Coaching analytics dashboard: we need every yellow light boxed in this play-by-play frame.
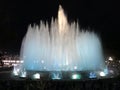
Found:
[58,5,68,34]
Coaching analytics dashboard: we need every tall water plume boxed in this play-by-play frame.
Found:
[20,5,105,71]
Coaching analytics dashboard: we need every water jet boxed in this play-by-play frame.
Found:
[15,5,106,79]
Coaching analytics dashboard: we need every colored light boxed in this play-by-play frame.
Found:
[13,68,20,76]
[33,73,40,79]
[72,74,81,79]
[51,72,62,80]
[89,72,97,78]
[20,71,27,78]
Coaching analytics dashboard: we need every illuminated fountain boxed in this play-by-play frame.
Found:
[17,5,106,79]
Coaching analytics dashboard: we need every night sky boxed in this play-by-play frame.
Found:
[0,0,119,57]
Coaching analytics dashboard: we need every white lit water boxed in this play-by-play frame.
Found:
[20,6,105,71]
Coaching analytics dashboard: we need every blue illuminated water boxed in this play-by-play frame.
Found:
[20,6,105,72]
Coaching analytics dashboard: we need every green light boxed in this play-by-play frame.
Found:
[72,74,81,79]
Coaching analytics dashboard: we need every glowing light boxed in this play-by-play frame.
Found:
[74,66,77,70]
[16,60,20,63]
[51,72,62,80]
[12,64,18,66]
[99,71,106,77]
[72,74,81,79]
[20,70,27,78]
[20,60,24,63]
[41,60,44,64]
[12,60,15,63]
[58,5,68,34]
[13,70,19,76]
[104,66,108,75]
[108,57,113,61]
[89,72,97,78]
[33,73,40,79]
[13,68,20,76]
[66,60,69,65]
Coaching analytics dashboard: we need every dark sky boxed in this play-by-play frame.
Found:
[0,0,119,57]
